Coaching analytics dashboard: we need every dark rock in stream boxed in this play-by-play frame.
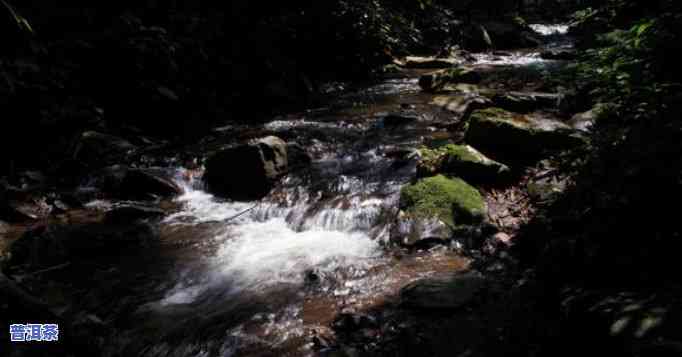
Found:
[204,136,288,201]
[6,222,158,273]
[94,165,182,201]
[400,271,487,310]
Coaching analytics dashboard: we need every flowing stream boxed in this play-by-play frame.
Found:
[81,24,573,357]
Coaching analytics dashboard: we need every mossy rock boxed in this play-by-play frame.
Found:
[419,67,482,93]
[465,108,586,164]
[418,144,510,183]
[400,175,485,228]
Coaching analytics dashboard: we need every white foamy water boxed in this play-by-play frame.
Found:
[471,52,548,66]
[214,218,379,288]
[160,172,387,305]
[530,24,569,36]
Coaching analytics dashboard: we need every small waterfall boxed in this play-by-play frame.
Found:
[159,166,398,306]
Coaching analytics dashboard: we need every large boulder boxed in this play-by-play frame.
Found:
[400,271,487,310]
[419,67,483,93]
[417,144,510,183]
[482,20,542,49]
[461,19,541,51]
[94,165,182,201]
[465,108,586,164]
[204,136,288,201]
[393,175,485,246]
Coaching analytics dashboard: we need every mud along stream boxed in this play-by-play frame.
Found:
[3,25,574,356]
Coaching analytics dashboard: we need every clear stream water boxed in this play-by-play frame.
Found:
[82,24,572,357]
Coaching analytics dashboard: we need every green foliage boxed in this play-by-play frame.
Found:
[524,0,682,286]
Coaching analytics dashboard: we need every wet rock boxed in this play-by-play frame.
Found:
[6,222,158,272]
[419,67,482,93]
[204,136,288,201]
[104,205,165,223]
[402,56,457,69]
[430,95,491,121]
[400,271,486,310]
[540,49,578,61]
[465,108,587,164]
[95,165,182,201]
[394,175,486,246]
[417,144,510,183]
[491,92,561,113]
[391,212,452,247]
[74,131,137,168]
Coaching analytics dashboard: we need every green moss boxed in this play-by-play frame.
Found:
[418,144,509,180]
[400,175,485,227]
[420,144,481,164]
[442,144,482,163]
